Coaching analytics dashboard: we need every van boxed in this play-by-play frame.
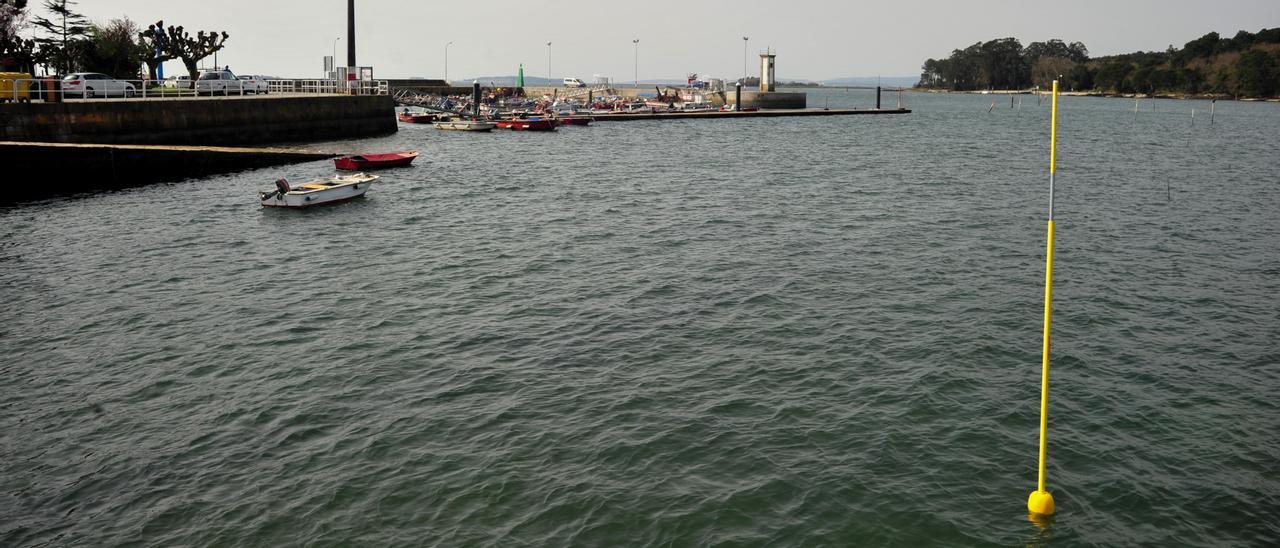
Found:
[563,77,586,88]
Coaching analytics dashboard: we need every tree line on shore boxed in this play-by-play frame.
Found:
[917,28,1280,98]
[0,0,230,81]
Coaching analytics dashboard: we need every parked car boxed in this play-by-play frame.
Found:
[162,75,192,89]
[236,74,270,94]
[62,72,136,98]
[563,77,587,87]
[195,69,243,95]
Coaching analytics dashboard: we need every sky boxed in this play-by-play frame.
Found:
[61,0,1280,81]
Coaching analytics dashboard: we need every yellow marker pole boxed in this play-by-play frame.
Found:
[1027,80,1059,517]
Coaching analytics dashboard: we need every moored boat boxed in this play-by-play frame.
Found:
[333,151,418,171]
[495,118,558,131]
[434,119,497,131]
[260,173,378,208]
[558,116,593,126]
[398,112,441,123]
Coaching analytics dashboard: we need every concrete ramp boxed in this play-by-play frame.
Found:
[1,141,336,202]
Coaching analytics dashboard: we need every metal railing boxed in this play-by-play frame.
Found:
[1,78,389,103]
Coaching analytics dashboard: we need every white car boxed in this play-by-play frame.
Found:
[62,73,136,98]
[162,75,192,89]
[195,70,244,95]
[237,75,269,94]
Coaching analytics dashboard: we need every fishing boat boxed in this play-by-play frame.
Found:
[495,118,558,131]
[333,151,418,171]
[434,119,497,131]
[398,111,441,123]
[260,173,378,208]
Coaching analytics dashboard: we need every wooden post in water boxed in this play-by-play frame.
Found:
[1027,79,1061,519]
[876,86,881,110]
[1210,100,1216,126]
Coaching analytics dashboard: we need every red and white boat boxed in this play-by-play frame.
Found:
[496,118,558,131]
[333,151,419,171]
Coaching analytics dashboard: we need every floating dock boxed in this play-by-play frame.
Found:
[589,108,910,121]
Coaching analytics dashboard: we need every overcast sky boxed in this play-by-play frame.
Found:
[66,0,1280,81]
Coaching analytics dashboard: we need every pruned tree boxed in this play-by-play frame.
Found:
[30,0,89,74]
[138,20,174,80]
[160,23,228,80]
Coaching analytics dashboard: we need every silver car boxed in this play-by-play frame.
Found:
[237,75,270,94]
[195,70,243,95]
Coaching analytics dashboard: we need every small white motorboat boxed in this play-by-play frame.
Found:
[434,118,497,131]
[260,173,378,208]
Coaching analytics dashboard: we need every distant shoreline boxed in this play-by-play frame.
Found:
[910,87,1280,102]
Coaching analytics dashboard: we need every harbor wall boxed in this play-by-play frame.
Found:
[385,79,472,96]
[0,95,396,146]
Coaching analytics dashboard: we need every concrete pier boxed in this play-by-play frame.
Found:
[0,141,335,201]
[589,107,910,121]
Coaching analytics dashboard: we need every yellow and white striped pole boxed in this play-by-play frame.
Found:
[1027,80,1060,517]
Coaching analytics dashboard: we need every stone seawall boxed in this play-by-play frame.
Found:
[0,95,396,146]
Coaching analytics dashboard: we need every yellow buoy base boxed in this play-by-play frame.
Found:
[1027,489,1056,515]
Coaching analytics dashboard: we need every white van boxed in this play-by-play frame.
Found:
[563,77,586,88]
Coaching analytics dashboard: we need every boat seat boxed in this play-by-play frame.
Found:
[299,183,332,190]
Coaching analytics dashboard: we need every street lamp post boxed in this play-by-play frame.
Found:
[633,39,639,87]
[546,41,552,82]
[445,41,453,83]
[742,36,749,84]
[332,37,340,78]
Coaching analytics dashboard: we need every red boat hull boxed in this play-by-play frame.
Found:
[334,151,419,171]
[559,117,593,126]
[496,118,558,131]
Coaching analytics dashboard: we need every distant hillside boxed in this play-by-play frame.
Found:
[820,76,917,88]
[917,28,1280,98]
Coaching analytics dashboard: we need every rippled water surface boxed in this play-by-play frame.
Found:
[3,90,1278,546]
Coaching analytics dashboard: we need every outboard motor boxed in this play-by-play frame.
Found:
[263,178,290,201]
